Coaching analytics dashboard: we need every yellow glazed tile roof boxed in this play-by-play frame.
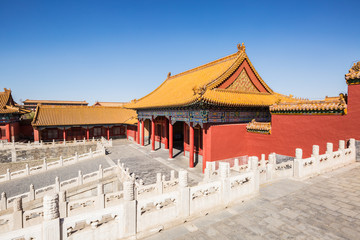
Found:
[126,44,280,109]
[246,119,271,134]
[93,101,128,107]
[32,105,137,127]
[24,99,88,105]
[270,94,347,115]
[0,88,21,114]
[345,61,360,84]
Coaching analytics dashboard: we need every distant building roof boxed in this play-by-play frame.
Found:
[270,94,347,115]
[24,99,88,105]
[0,88,28,114]
[93,101,128,107]
[32,105,137,127]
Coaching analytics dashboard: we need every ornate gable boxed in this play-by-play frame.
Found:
[226,69,259,92]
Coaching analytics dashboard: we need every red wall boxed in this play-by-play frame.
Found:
[208,84,360,161]
[127,125,137,141]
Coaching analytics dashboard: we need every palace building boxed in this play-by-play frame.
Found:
[31,105,137,142]
[125,44,295,170]
[126,44,360,171]
[0,88,30,142]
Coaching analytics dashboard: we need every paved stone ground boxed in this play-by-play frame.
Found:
[144,163,360,240]
[0,139,204,198]
[107,140,203,185]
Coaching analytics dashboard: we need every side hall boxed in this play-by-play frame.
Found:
[31,105,137,142]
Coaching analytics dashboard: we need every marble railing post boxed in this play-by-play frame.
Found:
[234,158,240,171]
[25,164,30,175]
[349,138,356,160]
[1,192,7,210]
[59,191,67,218]
[312,145,320,172]
[123,181,136,237]
[77,170,83,185]
[219,162,230,205]
[178,170,190,218]
[12,197,23,230]
[42,194,60,240]
[266,154,274,181]
[43,158,47,171]
[5,169,11,181]
[98,164,103,179]
[250,157,260,192]
[156,173,163,194]
[55,177,60,192]
[96,183,105,209]
[90,148,93,158]
[29,184,35,201]
[294,148,303,178]
[260,154,266,168]
[326,142,333,156]
[59,156,63,167]
[11,148,17,162]
[75,152,79,162]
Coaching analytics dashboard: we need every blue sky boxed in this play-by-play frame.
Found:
[1,0,359,104]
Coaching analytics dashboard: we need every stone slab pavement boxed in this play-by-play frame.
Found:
[0,155,112,198]
[106,139,203,185]
[144,163,360,240]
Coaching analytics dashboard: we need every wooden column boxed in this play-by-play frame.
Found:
[164,119,169,149]
[141,120,144,146]
[151,117,155,151]
[169,117,173,159]
[34,128,40,142]
[189,123,194,168]
[107,127,110,140]
[5,123,11,143]
[137,121,140,144]
[86,127,90,140]
[202,124,206,172]
[63,128,66,141]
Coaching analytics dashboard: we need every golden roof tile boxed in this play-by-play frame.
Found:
[24,99,88,105]
[32,105,137,127]
[345,61,360,84]
[270,94,347,115]
[125,44,278,109]
[246,119,271,134]
[0,88,21,114]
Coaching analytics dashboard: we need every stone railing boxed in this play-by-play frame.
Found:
[0,138,356,240]
[204,138,356,185]
[0,162,121,212]
[0,147,106,183]
[0,165,258,240]
[0,137,101,150]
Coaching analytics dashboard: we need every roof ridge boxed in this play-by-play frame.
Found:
[167,52,239,80]
[211,88,272,95]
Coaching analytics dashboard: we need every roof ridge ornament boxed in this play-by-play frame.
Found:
[167,72,171,79]
[237,43,246,52]
[192,86,206,97]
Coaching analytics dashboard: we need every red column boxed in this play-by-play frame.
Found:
[169,118,173,159]
[86,127,90,140]
[189,123,194,168]
[107,127,110,140]
[151,117,155,151]
[141,120,145,146]
[34,128,40,142]
[63,128,66,141]
[164,119,169,149]
[202,124,206,172]
[137,121,140,144]
[5,123,11,142]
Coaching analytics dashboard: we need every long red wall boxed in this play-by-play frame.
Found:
[208,84,360,161]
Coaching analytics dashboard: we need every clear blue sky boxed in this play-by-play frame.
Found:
[1,0,359,104]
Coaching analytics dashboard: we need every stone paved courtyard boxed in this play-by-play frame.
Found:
[144,163,360,240]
